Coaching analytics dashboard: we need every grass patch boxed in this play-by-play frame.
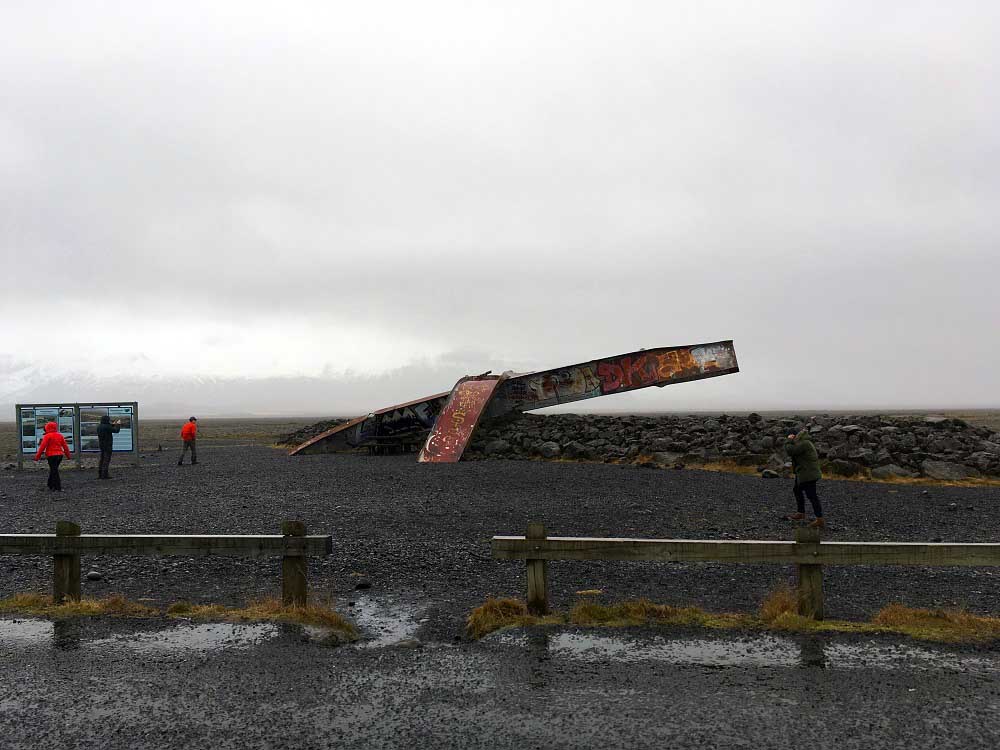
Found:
[871,603,1000,643]
[168,598,357,639]
[0,593,158,619]
[466,597,562,639]
[467,591,1000,645]
[0,592,356,639]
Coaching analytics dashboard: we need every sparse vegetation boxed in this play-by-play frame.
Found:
[466,597,561,639]
[0,593,158,618]
[467,590,1000,644]
[0,592,356,639]
[168,597,358,638]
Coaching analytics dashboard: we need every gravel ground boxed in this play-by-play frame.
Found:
[0,618,998,750]
[1,445,999,629]
[1,446,999,748]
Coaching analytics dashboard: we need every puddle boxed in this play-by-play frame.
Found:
[492,631,1000,673]
[551,632,801,667]
[88,623,280,653]
[350,596,424,647]
[0,619,53,647]
[0,618,280,654]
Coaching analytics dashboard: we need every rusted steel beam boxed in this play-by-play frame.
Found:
[486,340,738,416]
[290,340,739,458]
[418,373,510,463]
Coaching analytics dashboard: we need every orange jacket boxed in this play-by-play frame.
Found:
[180,421,198,441]
[35,422,72,460]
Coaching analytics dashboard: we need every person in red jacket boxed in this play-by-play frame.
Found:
[178,417,198,466]
[34,421,72,492]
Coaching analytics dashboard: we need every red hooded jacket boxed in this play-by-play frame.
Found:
[35,422,72,460]
[180,421,197,441]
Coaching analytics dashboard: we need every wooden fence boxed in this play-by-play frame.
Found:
[0,520,332,606]
[492,524,1000,619]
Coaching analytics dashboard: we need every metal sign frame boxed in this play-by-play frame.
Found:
[14,402,140,471]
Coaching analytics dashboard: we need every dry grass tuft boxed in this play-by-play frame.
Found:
[168,597,357,638]
[466,595,1000,645]
[466,597,561,639]
[759,586,798,623]
[871,603,1000,643]
[0,593,158,618]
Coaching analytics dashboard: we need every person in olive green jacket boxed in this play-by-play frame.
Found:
[784,430,824,528]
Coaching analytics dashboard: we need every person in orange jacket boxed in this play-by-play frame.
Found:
[34,421,72,492]
[178,417,198,466]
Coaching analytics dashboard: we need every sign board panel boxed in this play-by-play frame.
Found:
[19,405,76,455]
[14,402,139,470]
[79,404,135,452]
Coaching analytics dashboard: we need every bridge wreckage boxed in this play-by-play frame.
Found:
[290,340,739,463]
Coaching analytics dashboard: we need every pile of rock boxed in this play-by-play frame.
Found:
[464,413,1000,479]
[278,418,350,446]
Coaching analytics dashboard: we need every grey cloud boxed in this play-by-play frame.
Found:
[2,2,999,412]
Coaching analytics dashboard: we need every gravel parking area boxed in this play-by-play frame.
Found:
[2,445,998,633]
[2,446,1000,749]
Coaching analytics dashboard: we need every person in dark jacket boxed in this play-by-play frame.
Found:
[34,421,72,492]
[96,415,121,479]
[784,429,824,528]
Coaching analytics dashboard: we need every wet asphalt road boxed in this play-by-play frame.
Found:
[1,446,999,747]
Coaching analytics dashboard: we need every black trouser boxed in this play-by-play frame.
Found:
[179,439,197,464]
[46,456,63,491]
[794,479,822,517]
[98,448,112,478]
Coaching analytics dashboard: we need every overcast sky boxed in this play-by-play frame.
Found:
[2,2,998,416]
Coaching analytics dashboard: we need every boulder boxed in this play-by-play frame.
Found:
[871,464,916,480]
[563,441,593,460]
[651,451,683,467]
[537,441,561,459]
[920,460,981,481]
[847,448,876,465]
[485,439,511,456]
[828,459,863,477]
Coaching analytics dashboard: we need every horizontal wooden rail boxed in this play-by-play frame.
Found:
[493,525,1000,621]
[492,536,1000,567]
[2,521,331,606]
[0,534,331,558]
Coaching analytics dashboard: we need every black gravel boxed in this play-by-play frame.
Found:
[2,445,999,631]
[1,619,999,749]
[2,447,1000,749]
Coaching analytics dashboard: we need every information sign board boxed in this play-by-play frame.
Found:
[79,404,135,452]
[18,405,76,455]
[14,402,140,470]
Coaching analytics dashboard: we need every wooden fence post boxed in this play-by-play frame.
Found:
[281,520,308,607]
[53,521,81,604]
[526,522,549,616]
[795,526,824,620]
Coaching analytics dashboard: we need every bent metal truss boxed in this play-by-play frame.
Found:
[289,340,739,463]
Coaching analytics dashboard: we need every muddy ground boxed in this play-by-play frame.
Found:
[1,434,999,748]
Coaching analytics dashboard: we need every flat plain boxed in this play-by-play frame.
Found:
[0,412,998,749]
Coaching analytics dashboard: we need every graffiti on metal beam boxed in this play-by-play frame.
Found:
[289,340,739,459]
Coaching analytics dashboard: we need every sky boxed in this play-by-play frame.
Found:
[2,1,998,416]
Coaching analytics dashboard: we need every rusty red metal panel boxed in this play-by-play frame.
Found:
[417,374,508,463]
[486,340,738,416]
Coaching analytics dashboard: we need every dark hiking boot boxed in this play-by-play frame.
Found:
[784,513,806,522]
[808,517,826,529]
